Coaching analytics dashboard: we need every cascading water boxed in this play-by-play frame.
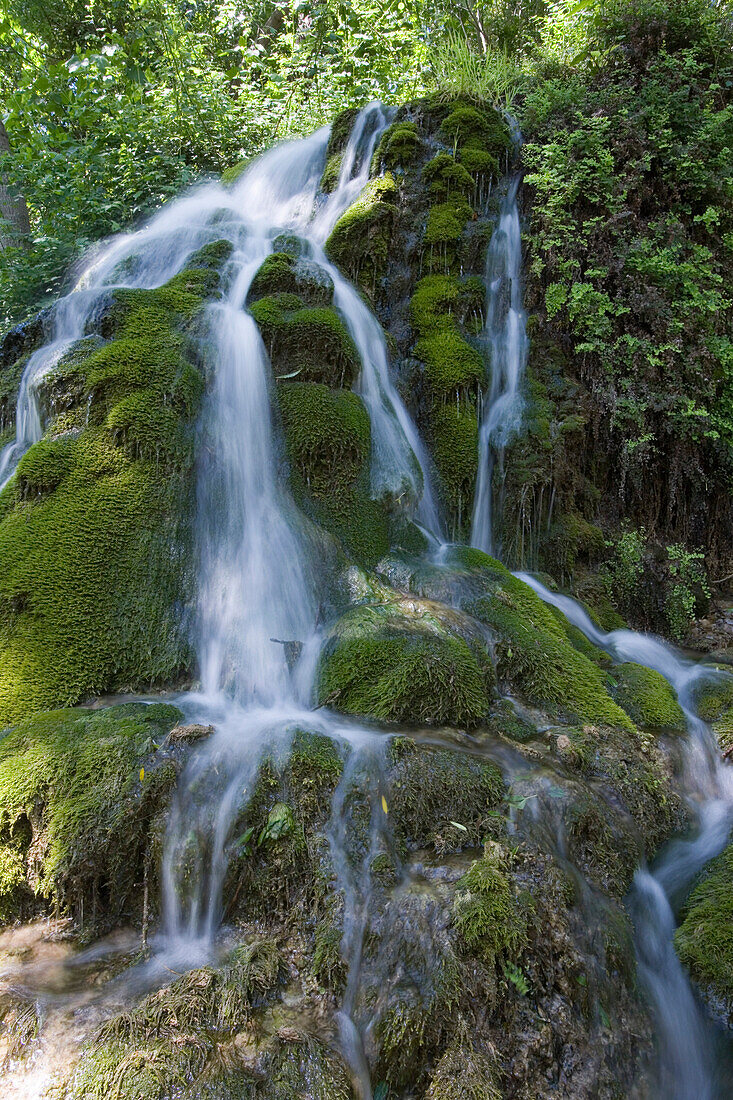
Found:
[159,104,442,953]
[517,571,733,1097]
[470,170,528,555]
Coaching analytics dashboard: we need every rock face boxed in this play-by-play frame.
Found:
[0,92,730,1100]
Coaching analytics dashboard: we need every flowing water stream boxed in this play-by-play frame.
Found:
[470,160,527,555]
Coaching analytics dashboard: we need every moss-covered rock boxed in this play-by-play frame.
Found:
[389,738,504,851]
[439,105,510,159]
[277,381,389,565]
[372,121,421,172]
[248,252,333,307]
[250,295,359,388]
[430,403,479,526]
[319,151,342,193]
[424,199,473,249]
[609,662,686,729]
[317,601,492,727]
[326,107,359,158]
[325,174,399,295]
[675,843,733,1021]
[423,153,476,199]
[0,702,181,926]
[425,1040,502,1100]
[692,673,733,752]
[415,331,484,400]
[453,842,528,965]
[0,257,220,720]
[61,938,354,1100]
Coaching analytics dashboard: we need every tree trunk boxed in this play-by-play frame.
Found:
[0,119,31,249]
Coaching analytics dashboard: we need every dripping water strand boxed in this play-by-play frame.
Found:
[470,129,527,556]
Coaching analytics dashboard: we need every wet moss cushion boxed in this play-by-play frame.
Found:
[317,604,492,727]
[0,266,213,720]
[675,842,733,1003]
[0,702,181,922]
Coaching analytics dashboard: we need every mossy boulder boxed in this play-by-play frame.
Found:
[248,252,334,307]
[675,843,733,1022]
[317,601,493,727]
[452,842,528,965]
[608,662,686,729]
[439,105,510,159]
[423,153,476,199]
[250,295,359,387]
[692,673,733,752]
[415,331,484,401]
[277,381,389,565]
[0,702,181,926]
[440,550,637,729]
[424,198,473,249]
[372,121,421,172]
[389,738,504,851]
[0,259,218,720]
[325,174,399,295]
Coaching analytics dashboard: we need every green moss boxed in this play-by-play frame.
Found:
[277,381,388,565]
[15,436,78,498]
[409,274,485,341]
[426,1041,502,1100]
[409,274,462,334]
[423,153,475,198]
[459,147,500,177]
[564,792,640,897]
[692,674,733,725]
[675,843,733,1001]
[317,606,491,727]
[372,121,420,171]
[221,158,249,184]
[325,174,398,293]
[424,199,472,247]
[319,151,342,193]
[389,740,504,849]
[65,938,291,1100]
[187,239,234,271]
[250,297,359,387]
[465,555,636,729]
[415,331,484,400]
[453,843,527,963]
[0,842,26,921]
[430,403,478,524]
[439,105,510,157]
[249,252,299,298]
[0,271,210,719]
[248,253,333,307]
[326,107,359,157]
[609,662,686,729]
[0,703,180,923]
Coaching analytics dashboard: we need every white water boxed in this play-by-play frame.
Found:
[470,173,528,554]
[144,105,441,1091]
[517,570,733,1097]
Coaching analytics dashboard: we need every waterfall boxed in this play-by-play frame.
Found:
[156,105,442,975]
[470,172,528,555]
[517,570,733,1097]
